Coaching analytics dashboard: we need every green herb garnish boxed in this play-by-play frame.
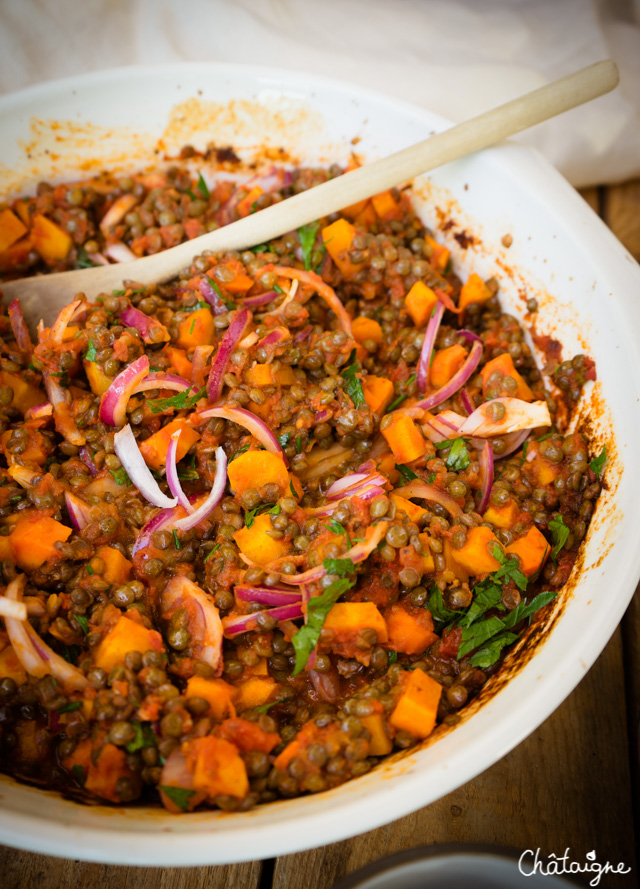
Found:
[341,350,365,407]
[322,557,355,577]
[395,463,419,482]
[126,721,157,753]
[57,701,82,714]
[427,583,459,628]
[173,530,182,550]
[73,614,89,635]
[85,564,94,576]
[159,786,196,812]
[298,222,320,271]
[426,472,437,484]
[229,444,250,462]
[206,276,235,310]
[388,651,398,664]
[435,437,470,472]
[245,503,278,529]
[204,543,221,563]
[74,247,97,269]
[468,632,520,668]
[589,445,607,477]
[84,340,98,362]
[324,519,352,548]
[252,697,292,714]
[548,515,570,561]
[296,434,302,454]
[110,467,131,486]
[149,385,206,414]
[491,544,528,592]
[292,577,355,674]
[289,478,300,500]
[72,764,86,785]
[196,172,210,199]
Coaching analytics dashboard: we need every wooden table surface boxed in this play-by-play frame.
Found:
[2,182,639,889]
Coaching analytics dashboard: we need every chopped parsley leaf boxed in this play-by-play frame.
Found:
[73,614,89,635]
[435,437,470,472]
[204,543,221,563]
[159,786,196,812]
[548,515,570,561]
[491,544,528,591]
[341,350,365,407]
[57,701,82,714]
[110,467,131,486]
[84,340,98,362]
[589,445,607,477]
[395,463,418,482]
[427,472,437,484]
[173,530,182,550]
[322,557,355,577]
[206,276,235,310]
[296,434,302,454]
[149,386,206,414]
[196,172,210,199]
[324,520,352,549]
[72,764,86,785]
[388,651,398,664]
[125,721,157,753]
[297,222,320,271]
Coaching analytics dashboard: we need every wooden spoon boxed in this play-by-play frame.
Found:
[2,60,618,329]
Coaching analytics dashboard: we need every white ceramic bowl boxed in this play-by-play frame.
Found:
[1,63,639,866]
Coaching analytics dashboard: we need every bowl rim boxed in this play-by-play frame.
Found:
[1,60,640,867]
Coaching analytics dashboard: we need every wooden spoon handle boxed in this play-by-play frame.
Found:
[3,60,618,328]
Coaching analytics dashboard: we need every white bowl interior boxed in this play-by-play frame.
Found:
[1,63,639,865]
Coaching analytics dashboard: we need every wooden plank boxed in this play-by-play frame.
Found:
[578,186,600,214]
[0,847,263,889]
[273,630,636,889]
[602,178,640,260]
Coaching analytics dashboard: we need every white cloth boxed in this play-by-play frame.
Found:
[1,0,639,186]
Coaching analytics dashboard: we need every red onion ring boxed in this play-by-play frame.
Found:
[241,290,278,308]
[49,300,81,345]
[79,446,99,476]
[99,194,138,234]
[120,306,169,344]
[457,329,483,344]
[174,446,227,531]
[114,424,177,509]
[25,402,53,420]
[477,441,494,514]
[496,429,530,459]
[166,430,193,513]
[198,405,284,460]
[199,276,230,315]
[460,388,475,416]
[222,602,304,637]
[417,301,445,393]
[258,265,353,336]
[160,577,223,676]
[7,299,33,355]
[282,521,389,586]
[415,340,483,412]
[133,373,191,394]
[207,307,251,401]
[64,491,92,530]
[394,481,463,517]
[234,587,303,606]
[99,354,150,427]
[104,240,136,263]
[459,397,551,437]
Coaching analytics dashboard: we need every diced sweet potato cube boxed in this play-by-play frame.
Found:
[85,743,140,803]
[227,450,289,497]
[481,353,533,402]
[385,604,437,655]
[371,189,402,221]
[459,273,492,311]
[162,345,193,379]
[96,545,132,585]
[405,281,438,328]
[361,712,393,755]
[213,261,254,294]
[352,316,383,345]
[505,526,549,577]
[186,676,237,719]
[93,615,164,673]
[424,235,450,272]
[0,208,28,252]
[430,344,467,389]
[235,676,279,710]
[233,513,289,565]
[0,370,45,412]
[450,526,501,575]
[322,218,359,278]
[324,602,388,644]
[186,735,249,799]
[9,515,72,570]
[176,307,215,349]
[237,185,263,218]
[362,375,395,415]
[483,500,518,529]
[382,413,426,463]
[390,668,442,738]
[84,360,112,396]
[139,418,200,472]
[391,493,426,523]
[31,213,72,263]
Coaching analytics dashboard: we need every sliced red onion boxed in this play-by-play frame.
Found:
[294,326,312,344]
[460,388,475,416]
[85,473,129,498]
[258,326,289,349]
[132,504,184,558]
[394,481,463,517]
[314,409,331,424]
[8,299,33,355]
[166,429,193,513]
[25,402,53,420]
[199,276,230,315]
[207,307,251,401]
[99,354,150,426]
[114,424,177,509]
[235,586,302,606]
[415,340,483,412]
[7,464,40,488]
[174,446,227,531]
[44,372,85,446]
[326,472,387,501]
[0,597,27,621]
[357,459,376,473]
[459,397,551,437]
[222,602,304,637]
[160,577,223,676]
[496,429,530,459]
[65,491,92,530]
[192,345,214,388]
[457,329,483,344]
[417,301,445,393]
[262,266,353,336]
[49,299,81,345]
[242,290,277,307]
[133,373,191,394]
[87,251,110,266]
[5,575,88,691]
[282,521,390,586]
[198,405,284,459]
[422,413,462,444]
[99,193,138,234]
[477,441,494,514]
[104,240,136,263]
[79,446,98,476]
[306,485,387,516]
[120,306,169,344]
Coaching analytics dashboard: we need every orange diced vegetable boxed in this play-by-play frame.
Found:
[390,668,442,738]
[481,353,533,402]
[354,202,377,229]
[322,218,358,278]
[352,316,383,345]
[176,307,215,349]
[234,513,289,565]
[522,442,561,487]
[245,364,296,387]
[84,743,139,803]
[0,426,48,464]
[371,189,401,221]
[93,614,164,673]
[505,526,549,577]
[444,539,469,583]
[360,712,393,755]
[31,214,72,263]
[341,197,370,220]
[0,208,28,252]
[0,370,45,412]
[459,273,492,311]
[324,602,388,644]
[96,545,132,585]
[227,450,289,497]
[424,235,450,272]
[163,345,193,379]
[237,185,263,218]
[14,199,32,226]
[186,736,249,799]
[84,360,112,396]
[186,676,237,719]
[391,493,426,524]
[139,418,200,472]
[385,604,438,655]
[0,536,13,563]
[216,717,280,753]
[0,644,27,685]
[214,260,254,294]
[0,235,32,272]
[450,526,501,575]
[430,344,467,389]
[62,325,80,342]
[9,515,72,571]
[362,375,395,414]
[381,413,426,463]
[235,676,279,710]
[483,500,519,529]
[404,281,438,328]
